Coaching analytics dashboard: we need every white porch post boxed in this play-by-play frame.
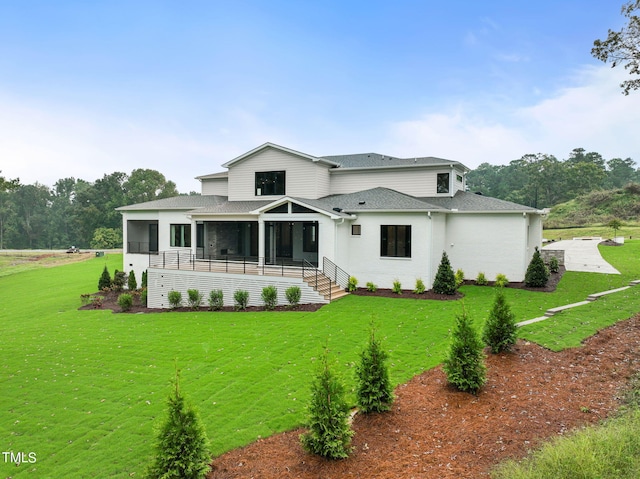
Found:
[258,218,265,272]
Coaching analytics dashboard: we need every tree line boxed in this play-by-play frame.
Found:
[466,148,639,209]
[0,169,186,250]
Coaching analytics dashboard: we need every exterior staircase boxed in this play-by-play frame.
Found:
[303,257,350,302]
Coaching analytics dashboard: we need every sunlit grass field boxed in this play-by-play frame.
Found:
[1,243,639,478]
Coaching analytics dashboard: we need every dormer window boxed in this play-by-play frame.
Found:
[437,173,450,194]
[255,171,285,196]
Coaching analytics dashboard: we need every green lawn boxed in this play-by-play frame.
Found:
[1,244,640,478]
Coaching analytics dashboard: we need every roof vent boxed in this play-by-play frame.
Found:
[358,201,366,205]
[475,191,483,195]
[333,207,343,212]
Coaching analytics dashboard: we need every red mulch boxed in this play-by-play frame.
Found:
[208,313,640,478]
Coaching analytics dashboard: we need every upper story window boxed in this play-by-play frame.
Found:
[170,224,191,247]
[255,171,285,196]
[437,173,450,194]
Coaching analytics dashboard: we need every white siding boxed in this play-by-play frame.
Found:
[336,212,432,290]
[147,269,328,309]
[444,213,529,282]
[329,168,460,197]
[201,177,229,196]
[227,148,331,201]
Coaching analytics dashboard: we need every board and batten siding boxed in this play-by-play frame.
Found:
[329,168,465,197]
[227,148,331,201]
[201,177,229,196]
[147,269,328,309]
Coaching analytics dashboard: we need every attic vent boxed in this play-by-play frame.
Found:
[475,191,483,195]
[358,201,366,205]
[333,207,343,212]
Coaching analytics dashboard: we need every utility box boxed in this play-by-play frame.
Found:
[95,251,105,257]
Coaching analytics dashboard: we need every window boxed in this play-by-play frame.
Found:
[456,174,463,183]
[437,173,450,194]
[255,171,285,196]
[170,224,191,247]
[351,224,361,236]
[303,222,318,252]
[380,225,411,258]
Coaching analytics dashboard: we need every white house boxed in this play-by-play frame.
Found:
[118,142,543,308]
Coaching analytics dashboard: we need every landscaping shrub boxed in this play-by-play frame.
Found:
[117,293,133,312]
[145,369,211,479]
[494,273,509,288]
[482,288,518,354]
[455,269,465,288]
[525,247,549,287]
[141,288,148,306]
[187,289,203,310]
[548,255,560,274]
[234,290,249,311]
[91,294,103,309]
[112,269,127,292]
[366,281,377,292]
[355,327,394,413]
[433,251,457,295]
[392,279,402,294]
[300,349,353,459]
[208,289,223,311]
[261,285,278,310]
[285,285,301,307]
[413,278,426,294]
[475,272,488,286]
[443,309,487,394]
[168,290,182,309]
[127,271,137,291]
[141,270,148,289]
[98,265,112,291]
[347,276,358,292]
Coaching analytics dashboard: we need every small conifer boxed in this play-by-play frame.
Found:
[356,327,394,413]
[146,369,211,479]
[443,309,487,394]
[98,265,111,291]
[432,251,457,295]
[127,271,137,291]
[300,349,353,459]
[482,288,518,353]
[525,247,549,287]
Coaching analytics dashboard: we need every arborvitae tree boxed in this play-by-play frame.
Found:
[141,270,148,289]
[112,269,127,292]
[443,309,487,394]
[127,270,137,291]
[524,247,549,287]
[432,251,457,295]
[98,265,111,291]
[482,288,518,354]
[356,327,394,413]
[300,349,353,459]
[146,369,211,479]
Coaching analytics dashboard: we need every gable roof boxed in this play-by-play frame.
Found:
[221,142,340,169]
[316,187,448,213]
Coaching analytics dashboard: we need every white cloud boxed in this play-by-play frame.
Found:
[384,65,640,167]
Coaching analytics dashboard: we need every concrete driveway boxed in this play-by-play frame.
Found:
[543,239,620,274]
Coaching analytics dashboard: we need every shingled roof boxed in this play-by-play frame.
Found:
[420,191,540,212]
[116,195,226,211]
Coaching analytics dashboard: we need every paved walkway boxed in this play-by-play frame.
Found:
[542,239,620,274]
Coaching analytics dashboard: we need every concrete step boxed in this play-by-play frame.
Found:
[545,300,592,317]
[587,286,630,301]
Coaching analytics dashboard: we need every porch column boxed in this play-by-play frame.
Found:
[258,219,265,272]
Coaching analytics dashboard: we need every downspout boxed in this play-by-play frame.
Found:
[428,211,433,288]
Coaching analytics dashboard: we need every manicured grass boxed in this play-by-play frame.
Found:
[1,243,640,478]
[543,224,640,241]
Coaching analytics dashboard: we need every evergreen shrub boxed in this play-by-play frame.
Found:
[234,290,249,310]
[141,270,148,289]
[261,285,278,310]
[347,276,358,292]
[525,247,549,287]
[392,279,402,294]
[127,271,137,291]
[455,269,465,288]
[98,265,112,291]
[113,270,127,292]
[285,285,301,307]
[413,278,426,294]
[355,328,394,413]
[494,274,509,288]
[168,290,182,309]
[366,281,377,292]
[475,272,488,286]
[208,290,224,311]
[443,309,487,394]
[141,288,148,306]
[433,251,457,295]
[482,288,518,353]
[300,350,353,459]
[187,289,203,310]
[549,255,560,274]
[118,293,133,312]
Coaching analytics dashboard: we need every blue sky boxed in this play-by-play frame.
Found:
[1,0,639,193]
